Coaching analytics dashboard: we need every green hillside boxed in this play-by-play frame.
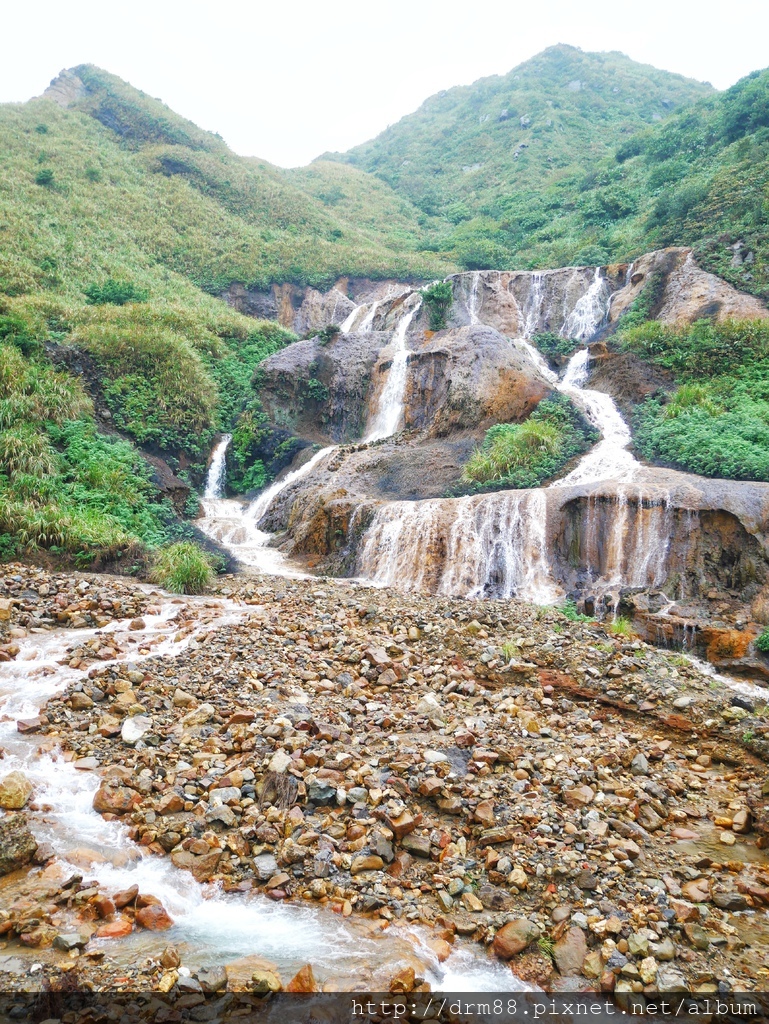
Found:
[323,45,713,269]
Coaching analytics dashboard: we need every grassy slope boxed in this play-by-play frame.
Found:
[0,65,455,567]
[323,45,713,268]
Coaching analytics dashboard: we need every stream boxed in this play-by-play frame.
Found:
[0,586,519,990]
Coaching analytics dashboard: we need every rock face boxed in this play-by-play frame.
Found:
[0,813,38,875]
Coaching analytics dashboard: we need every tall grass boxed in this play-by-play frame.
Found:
[150,542,215,594]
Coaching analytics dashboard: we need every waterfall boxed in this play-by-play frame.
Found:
[466,272,481,325]
[358,299,382,332]
[561,267,608,340]
[522,271,544,338]
[363,302,421,442]
[358,489,559,603]
[197,445,335,575]
[203,434,231,499]
[340,305,360,333]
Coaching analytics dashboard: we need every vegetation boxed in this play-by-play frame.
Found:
[609,616,633,636]
[532,331,581,362]
[325,45,712,271]
[460,394,599,491]
[421,281,453,330]
[625,319,769,480]
[149,541,214,594]
[755,629,769,654]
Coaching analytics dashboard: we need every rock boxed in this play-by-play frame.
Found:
[553,927,587,976]
[0,771,33,809]
[157,792,184,815]
[113,884,139,908]
[712,891,748,911]
[121,714,153,746]
[182,703,215,727]
[0,597,12,620]
[681,879,711,903]
[351,855,384,874]
[135,903,174,930]
[656,965,689,993]
[286,964,318,993]
[493,919,540,959]
[254,853,279,881]
[95,917,133,939]
[0,813,38,875]
[563,786,595,808]
[401,835,431,858]
[93,783,141,816]
[198,966,227,993]
[70,692,94,710]
[172,688,196,707]
[268,749,292,773]
[53,932,88,951]
[630,753,650,775]
[386,810,419,839]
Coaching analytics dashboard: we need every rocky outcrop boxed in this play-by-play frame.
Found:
[607,248,768,326]
[40,69,87,107]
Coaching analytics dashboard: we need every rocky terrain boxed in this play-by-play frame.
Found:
[1,564,769,1005]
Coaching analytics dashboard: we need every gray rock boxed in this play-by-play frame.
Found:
[253,853,278,881]
[0,814,37,875]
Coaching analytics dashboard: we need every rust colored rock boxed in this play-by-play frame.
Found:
[91,895,116,919]
[95,917,133,939]
[156,792,184,815]
[135,903,173,930]
[112,884,139,909]
[386,810,420,839]
[285,964,318,993]
[493,919,540,959]
[92,783,141,816]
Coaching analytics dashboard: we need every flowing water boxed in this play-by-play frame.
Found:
[363,303,421,442]
[197,439,335,577]
[0,593,518,990]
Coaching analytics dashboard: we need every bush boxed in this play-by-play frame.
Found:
[532,331,580,361]
[34,168,54,186]
[755,629,769,653]
[460,394,599,490]
[149,541,215,593]
[421,281,453,331]
[317,324,340,346]
[84,280,149,306]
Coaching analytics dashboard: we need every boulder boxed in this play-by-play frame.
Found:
[0,771,33,809]
[135,903,173,930]
[493,919,540,959]
[553,926,587,976]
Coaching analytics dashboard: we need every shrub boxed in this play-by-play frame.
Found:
[609,616,633,636]
[421,281,453,331]
[533,332,580,361]
[755,629,769,653]
[317,324,340,346]
[460,394,598,490]
[149,541,215,593]
[84,280,149,306]
[34,168,54,186]
[301,377,329,403]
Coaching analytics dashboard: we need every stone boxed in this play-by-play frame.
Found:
[0,598,12,620]
[553,927,587,976]
[93,783,140,816]
[0,813,38,875]
[172,688,196,707]
[182,702,215,726]
[70,692,94,710]
[386,810,419,839]
[198,966,227,993]
[712,891,748,911]
[401,834,431,858]
[157,792,184,815]
[135,903,173,930]
[121,714,153,746]
[53,932,88,951]
[113,884,139,908]
[95,917,133,939]
[681,879,711,903]
[351,855,384,874]
[0,771,33,810]
[254,853,279,881]
[656,966,689,993]
[268,749,292,774]
[286,964,318,993]
[493,919,540,959]
[563,786,594,808]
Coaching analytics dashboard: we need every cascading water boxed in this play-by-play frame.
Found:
[197,442,335,576]
[203,433,231,499]
[363,302,421,442]
[466,272,481,325]
[356,268,659,602]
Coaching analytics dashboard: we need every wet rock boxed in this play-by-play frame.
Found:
[135,903,173,930]
[0,771,33,810]
[93,782,141,816]
[0,813,37,875]
[53,932,88,951]
[286,964,318,993]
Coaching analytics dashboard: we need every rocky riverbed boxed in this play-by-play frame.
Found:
[1,563,769,1001]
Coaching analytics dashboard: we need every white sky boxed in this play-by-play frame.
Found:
[2,0,768,168]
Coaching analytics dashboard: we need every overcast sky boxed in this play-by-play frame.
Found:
[3,0,768,167]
